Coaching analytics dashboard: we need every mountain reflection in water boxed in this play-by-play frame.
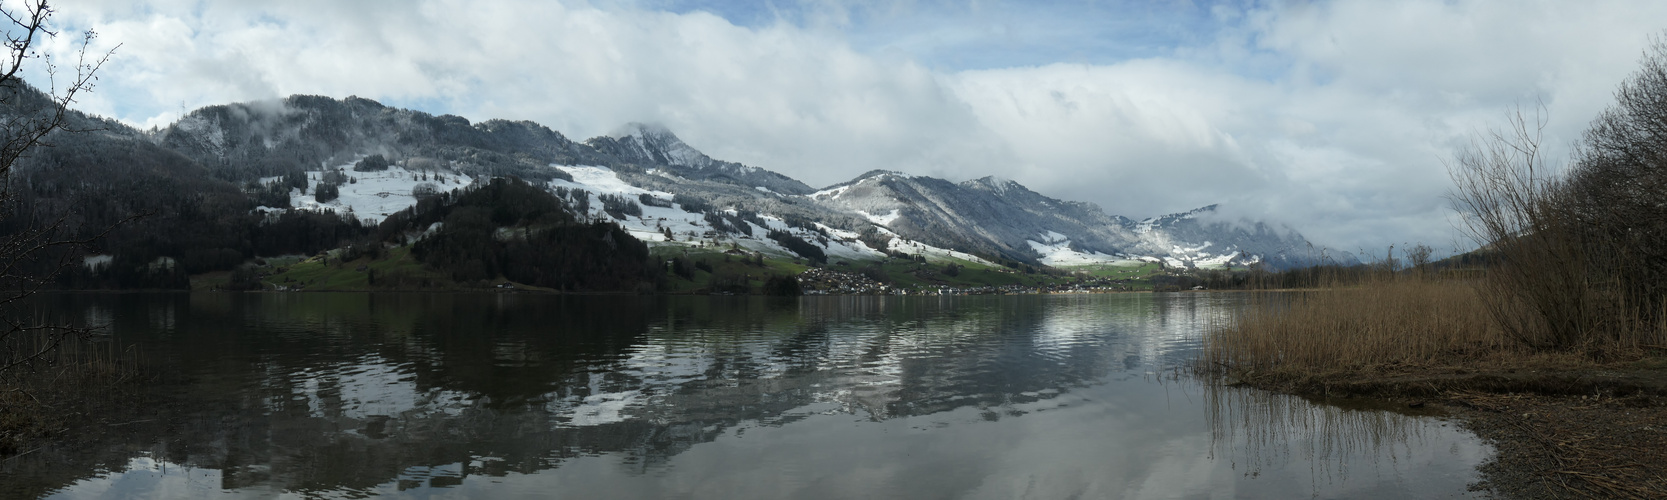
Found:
[1,293,1488,499]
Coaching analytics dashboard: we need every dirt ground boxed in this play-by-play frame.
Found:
[1235,362,1667,499]
[1453,391,1667,499]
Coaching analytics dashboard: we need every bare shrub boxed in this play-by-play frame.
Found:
[1204,37,1667,377]
[1447,38,1667,352]
[1566,37,1667,346]
[1405,244,1433,277]
[1447,107,1608,350]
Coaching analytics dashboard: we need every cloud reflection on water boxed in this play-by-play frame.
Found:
[5,293,1487,499]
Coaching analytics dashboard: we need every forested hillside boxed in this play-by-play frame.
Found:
[386,177,659,292]
[1,83,657,291]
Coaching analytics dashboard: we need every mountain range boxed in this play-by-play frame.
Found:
[16,90,1353,279]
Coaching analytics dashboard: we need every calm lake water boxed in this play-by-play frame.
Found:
[2,293,1489,499]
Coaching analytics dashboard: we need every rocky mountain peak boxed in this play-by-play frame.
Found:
[592,122,710,169]
[854,169,910,181]
[607,121,675,141]
[962,176,1039,198]
[585,123,815,195]
[1138,204,1221,229]
[962,175,1014,189]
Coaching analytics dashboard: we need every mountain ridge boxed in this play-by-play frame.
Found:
[29,91,1349,270]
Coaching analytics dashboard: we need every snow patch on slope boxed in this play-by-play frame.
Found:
[887,237,997,266]
[547,167,698,245]
[859,209,901,226]
[544,165,884,261]
[1025,231,1138,267]
[287,164,465,224]
[1036,230,1068,245]
[551,165,659,196]
[811,185,850,200]
[548,165,1266,270]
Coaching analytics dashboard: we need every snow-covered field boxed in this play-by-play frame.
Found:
[1020,227,1259,270]
[810,184,850,200]
[281,164,467,224]
[1141,239,1251,269]
[548,166,890,261]
[1025,231,1143,267]
[883,228,997,266]
[858,209,901,226]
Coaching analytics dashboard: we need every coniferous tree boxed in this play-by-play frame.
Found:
[315,182,340,203]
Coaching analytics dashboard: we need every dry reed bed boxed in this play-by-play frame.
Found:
[1,334,140,457]
[1203,277,1667,380]
[1202,279,1512,377]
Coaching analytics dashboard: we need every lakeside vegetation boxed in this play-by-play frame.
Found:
[1200,38,1667,499]
[0,1,146,465]
[1203,276,1506,377]
[0,330,140,457]
[1206,38,1667,376]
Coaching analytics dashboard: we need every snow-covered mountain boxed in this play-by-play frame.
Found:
[145,94,1343,270]
[548,165,891,264]
[585,123,814,195]
[811,171,1135,262]
[1122,205,1346,269]
[809,171,1344,269]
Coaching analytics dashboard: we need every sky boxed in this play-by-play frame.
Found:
[30,0,1667,255]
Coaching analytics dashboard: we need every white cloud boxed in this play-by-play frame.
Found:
[41,0,1667,253]
[945,60,1273,214]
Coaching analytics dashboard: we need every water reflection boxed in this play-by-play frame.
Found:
[1205,384,1487,496]
[0,293,1488,498]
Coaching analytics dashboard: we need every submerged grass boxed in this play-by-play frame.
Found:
[1,332,142,458]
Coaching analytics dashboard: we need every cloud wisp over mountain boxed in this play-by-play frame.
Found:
[41,0,1667,255]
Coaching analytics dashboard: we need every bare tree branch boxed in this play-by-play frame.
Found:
[1449,36,1667,352]
[0,0,122,376]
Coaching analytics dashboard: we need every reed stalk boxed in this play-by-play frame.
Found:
[1203,277,1506,375]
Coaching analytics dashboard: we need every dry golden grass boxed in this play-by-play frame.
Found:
[1201,276,1667,380]
[1202,278,1515,375]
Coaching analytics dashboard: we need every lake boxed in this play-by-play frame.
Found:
[1,293,1489,499]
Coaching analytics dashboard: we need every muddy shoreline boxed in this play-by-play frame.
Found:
[1229,364,1667,499]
